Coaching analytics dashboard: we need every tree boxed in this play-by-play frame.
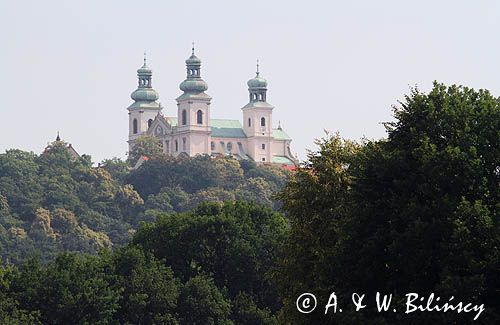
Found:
[100,158,130,183]
[277,83,500,324]
[177,275,233,325]
[112,247,180,324]
[132,201,288,314]
[127,135,163,165]
[9,254,120,324]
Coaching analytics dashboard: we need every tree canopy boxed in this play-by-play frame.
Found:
[276,82,500,324]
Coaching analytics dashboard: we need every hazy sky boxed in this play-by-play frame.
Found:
[1,1,500,163]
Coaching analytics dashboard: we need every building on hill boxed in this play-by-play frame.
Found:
[43,132,80,160]
[126,47,297,167]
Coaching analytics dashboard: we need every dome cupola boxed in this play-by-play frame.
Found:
[247,60,268,103]
[128,54,160,108]
[179,44,208,94]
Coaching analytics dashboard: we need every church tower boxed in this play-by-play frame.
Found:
[127,56,161,152]
[242,62,273,163]
[175,45,212,156]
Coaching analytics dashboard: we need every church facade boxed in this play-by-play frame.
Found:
[127,47,296,166]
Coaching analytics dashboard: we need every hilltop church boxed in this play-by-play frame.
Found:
[127,47,296,166]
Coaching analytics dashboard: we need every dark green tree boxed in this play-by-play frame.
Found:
[277,83,500,324]
[127,135,164,165]
[177,275,233,325]
[132,201,288,314]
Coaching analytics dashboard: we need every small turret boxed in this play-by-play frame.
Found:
[178,44,209,98]
[130,54,159,104]
[127,53,162,154]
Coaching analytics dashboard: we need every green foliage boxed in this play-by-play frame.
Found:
[0,137,288,263]
[100,157,130,182]
[133,201,288,314]
[112,247,180,324]
[0,142,144,262]
[0,200,288,324]
[127,135,164,165]
[277,83,500,324]
[177,275,233,325]
[128,155,288,213]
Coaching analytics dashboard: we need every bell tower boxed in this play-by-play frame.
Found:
[127,54,161,153]
[242,61,274,163]
[175,44,212,156]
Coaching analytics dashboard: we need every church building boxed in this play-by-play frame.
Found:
[127,47,296,166]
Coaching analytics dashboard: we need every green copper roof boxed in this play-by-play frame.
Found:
[210,119,247,138]
[272,128,291,140]
[166,118,289,140]
[241,100,274,109]
[247,73,267,89]
[272,156,294,165]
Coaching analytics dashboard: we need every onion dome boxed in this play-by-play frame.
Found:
[178,45,208,94]
[131,87,159,101]
[247,60,268,103]
[128,54,161,110]
[137,62,152,75]
[180,79,208,93]
[247,73,267,89]
[186,53,202,65]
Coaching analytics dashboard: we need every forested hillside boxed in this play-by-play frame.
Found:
[0,201,285,324]
[0,143,288,263]
[0,82,498,324]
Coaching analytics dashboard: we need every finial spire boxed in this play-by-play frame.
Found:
[256,59,260,76]
[278,120,282,130]
[56,131,61,141]
[143,51,147,64]
[192,41,195,55]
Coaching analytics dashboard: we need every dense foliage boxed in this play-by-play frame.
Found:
[277,83,500,324]
[1,82,498,324]
[0,144,139,263]
[0,142,288,263]
[0,201,286,324]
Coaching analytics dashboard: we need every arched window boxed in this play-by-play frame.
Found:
[148,119,153,128]
[260,117,266,127]
[227,142,233,152]
[133,118,138,134]
[182,110,187,125]
[182,138,187,151]
[175,140,178,152]
[197,110,203,124]
[248,118,251,127]
[211,141,215,151]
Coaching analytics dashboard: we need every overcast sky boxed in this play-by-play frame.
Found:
[1,0,499,163]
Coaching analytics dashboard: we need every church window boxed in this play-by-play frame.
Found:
[262,157,266,162]
[182,110,187,125]
[133,119,138,134]
[165,140,170,153]
[248,118,251,127]
[262,143,265,150]
[211,141,215,151]
[197,110,203,124]
[182,138,187,151]
[227,142,233,152]
[175,140,178,152]
[148,119,153,128]
[261,117,266,127]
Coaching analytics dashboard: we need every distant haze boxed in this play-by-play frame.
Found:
[1,0,499,163]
